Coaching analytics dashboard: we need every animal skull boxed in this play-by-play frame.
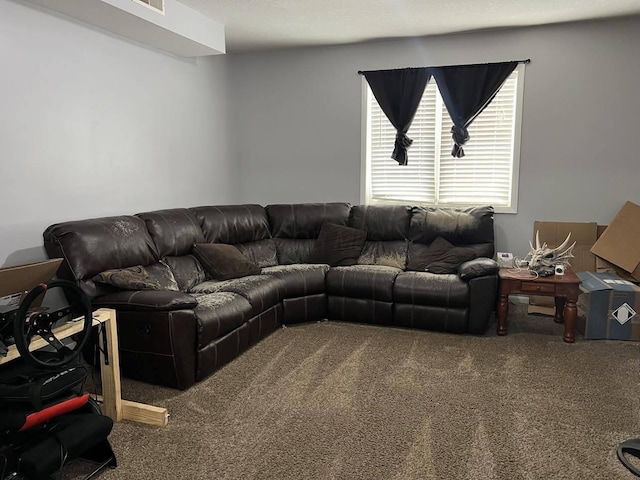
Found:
[528,231,576,273]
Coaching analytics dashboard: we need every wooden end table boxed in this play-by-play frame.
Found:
[496,268,581,343]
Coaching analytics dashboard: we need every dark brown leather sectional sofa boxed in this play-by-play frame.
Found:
[43,203,499,390]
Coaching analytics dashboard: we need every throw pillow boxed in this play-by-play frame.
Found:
[192,243,261,280]
[308,223,367,267]
[93,262,180,291]
[407,237,477,274]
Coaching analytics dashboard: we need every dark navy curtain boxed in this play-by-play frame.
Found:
[430,61,518,158]
[361,68,431,165]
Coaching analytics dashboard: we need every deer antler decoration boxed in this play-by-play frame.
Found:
[527,231,576,275]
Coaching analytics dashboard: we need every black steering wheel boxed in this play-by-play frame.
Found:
[13,280,93,370]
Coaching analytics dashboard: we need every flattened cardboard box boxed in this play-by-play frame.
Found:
[0,259,63,309]
[595,256,637,283]
[591,201,640,282]
[576,271,640,341]
[528,221,598,315]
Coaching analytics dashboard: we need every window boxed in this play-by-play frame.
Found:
[363,64,524,213]
[132,0,165,14]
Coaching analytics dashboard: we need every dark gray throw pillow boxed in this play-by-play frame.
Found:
[192,243,261,280]
[92,262,179,291]
[308,223,368,267]
[407,236,477,274]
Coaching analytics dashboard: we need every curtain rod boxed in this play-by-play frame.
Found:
[357,59,530,75]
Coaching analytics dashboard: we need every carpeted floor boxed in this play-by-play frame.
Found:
[72,305,640,479]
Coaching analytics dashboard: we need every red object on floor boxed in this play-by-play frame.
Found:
[19,393,90,431]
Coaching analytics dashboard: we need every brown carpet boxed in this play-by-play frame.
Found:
[73,305,640,479]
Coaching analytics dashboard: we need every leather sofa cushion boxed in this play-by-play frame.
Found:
[357,240,408,269]
[196,324,250,382]
[393,272,469,308]
[349,205,411,241]
[326,265,402,302]
[327,296,393,325]
[137,208,205,258]
[43,216,158,297]
[192,244,261,280]
[282,294,326,325]
[266,203,351,239]
[191,205,271,244]
[235,239,278,268]
[394,304,468,333]
[93,290,197,311]
[191,292,253,346]
[409,205,494,245]
[191,275,281,315]
[261,264,329,298]
[273,238,316,265]
[308,223,367,266]
[458,258,500,281]
[407,237,477,273]
[162,255,206,293]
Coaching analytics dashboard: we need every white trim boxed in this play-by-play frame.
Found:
[363,65,525,214]
[360,77,369,204]
[507,62,527,214]
[434,86,444,205]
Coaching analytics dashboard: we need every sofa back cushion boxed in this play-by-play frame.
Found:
[266,203,351,239]
[349,205,411,269]
[163,255,206,292]
[266,203,351,264]
[409,206,494,244]
[270,239,315,265]
[408,205,495,258]
[137,208,205,258]
[191,205,270,243]
[406,237,478,273]
[191,205,277,268]
[349,205,412,241]
[357,240,409,269]
[43,216,158,297]
[308,223,367,266]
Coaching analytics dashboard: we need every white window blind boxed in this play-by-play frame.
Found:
[365,66,523,213]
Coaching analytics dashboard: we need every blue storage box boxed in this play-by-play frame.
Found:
[576,272,640,340]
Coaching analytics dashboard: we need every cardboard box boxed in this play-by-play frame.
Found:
[576,271,640,340]
[591,201,640,282]
[595,256,638,283]
[0,259,63,309]
[528,221,598,315]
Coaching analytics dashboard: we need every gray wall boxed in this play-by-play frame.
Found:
[0,0,235,266]
[2,2,638,267]
[229,16,640,257]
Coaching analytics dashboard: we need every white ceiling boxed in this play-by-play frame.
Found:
[178,0,640,53]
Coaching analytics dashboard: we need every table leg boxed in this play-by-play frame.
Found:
[563,299,577,343]
[98,310,123,422]
[497,294,509,336]
[94,309,168,426]
[554,297,566,324]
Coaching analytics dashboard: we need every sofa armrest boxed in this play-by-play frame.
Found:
[458,258,500,281]
[93,290,197,312]
[467,274,499,334]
